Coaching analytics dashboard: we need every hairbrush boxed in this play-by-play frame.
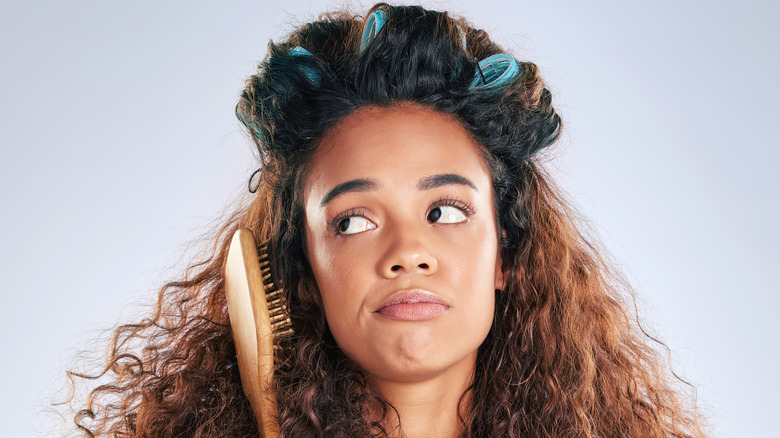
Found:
[225,228,289,437]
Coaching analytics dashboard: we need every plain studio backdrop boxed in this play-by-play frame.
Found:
[1,0,777,436]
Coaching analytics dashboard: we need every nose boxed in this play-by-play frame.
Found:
[378,226,438,278]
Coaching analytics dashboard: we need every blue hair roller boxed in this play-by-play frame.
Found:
[469,54,521,92]
[456,25,467,50]
[288,46,312,56]
[288,46,321,87]
[236,110,263,140]
[360,9,388,51]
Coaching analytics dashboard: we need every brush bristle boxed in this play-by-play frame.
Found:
[257,241,293,337]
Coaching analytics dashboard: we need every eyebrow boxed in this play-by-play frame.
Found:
[417,173,477,191]
[320,173,477,207]
[320,178,378,206]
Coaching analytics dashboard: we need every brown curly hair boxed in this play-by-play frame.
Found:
[67,3,705,437]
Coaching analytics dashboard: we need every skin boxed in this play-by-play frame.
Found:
[303,104,504,437]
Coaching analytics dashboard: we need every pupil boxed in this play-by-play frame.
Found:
[428,207,442,222]
[338,218,351,232]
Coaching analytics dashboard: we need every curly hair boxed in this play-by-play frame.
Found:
[67,3,705,437]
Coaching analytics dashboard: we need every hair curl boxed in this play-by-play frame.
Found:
[67,3,705,437]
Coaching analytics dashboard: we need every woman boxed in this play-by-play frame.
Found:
[69,3,705,437]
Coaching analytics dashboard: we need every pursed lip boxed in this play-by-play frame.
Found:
[374,289,450,321]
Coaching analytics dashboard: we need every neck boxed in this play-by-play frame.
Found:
[367,355,476,438]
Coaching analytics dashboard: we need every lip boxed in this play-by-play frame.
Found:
[375,289,450,321]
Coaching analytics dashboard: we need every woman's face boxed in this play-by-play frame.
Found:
[303,104,504,386]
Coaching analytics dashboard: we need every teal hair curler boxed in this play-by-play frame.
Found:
[360,9,388,52]
[456,25,467,50]
[288,46,321,87]
[469,54,521,93]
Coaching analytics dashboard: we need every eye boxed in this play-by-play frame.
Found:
[335,215,377,235]
[427,206,468,224]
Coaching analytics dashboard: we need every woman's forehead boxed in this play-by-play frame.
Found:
[304,104,492,196]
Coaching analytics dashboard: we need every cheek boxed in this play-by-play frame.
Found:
[457,225,500,282]
[305,216,337,285]
[305,232,367,325]
[309,239,357,292]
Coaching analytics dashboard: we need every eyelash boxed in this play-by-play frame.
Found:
[327,197,476,233]
[328,208,369,232]
[430,196,476,218]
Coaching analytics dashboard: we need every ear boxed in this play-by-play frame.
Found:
[494,257,506,291]
[494,239,507,291]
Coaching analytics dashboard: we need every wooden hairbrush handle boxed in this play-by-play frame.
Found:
[225,228,279,437]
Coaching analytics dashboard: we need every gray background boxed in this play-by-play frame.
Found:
[1,0,777,436]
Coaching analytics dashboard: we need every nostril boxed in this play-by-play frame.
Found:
[389,263,430,273]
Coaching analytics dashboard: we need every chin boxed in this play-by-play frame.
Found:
[343,331,486,386]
